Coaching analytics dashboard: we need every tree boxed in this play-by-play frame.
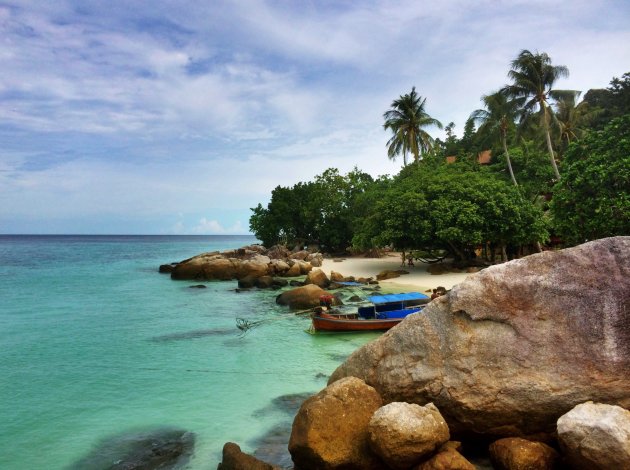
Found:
[249,168,375,252]
[383,87,443,165]
[550,114,630,244]
[583,72,630,129]
[503,50,570,180]
[352,164,547,260]
[471,91,523,185]
[553,90,600,156]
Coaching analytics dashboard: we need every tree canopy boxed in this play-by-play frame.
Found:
[250,53,628,258]
[550,115,630,244]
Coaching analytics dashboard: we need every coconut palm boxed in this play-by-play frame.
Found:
[470,91,523,186]
[502,50,569,180]
[553,90,599,154]
[383,87,443,165]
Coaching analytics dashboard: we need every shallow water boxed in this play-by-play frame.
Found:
[0,235,380,469]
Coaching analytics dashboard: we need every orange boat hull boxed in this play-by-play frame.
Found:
[310,313,402,332]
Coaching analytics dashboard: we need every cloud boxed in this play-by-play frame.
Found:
[1,0,629,233]
[170,218,246,235]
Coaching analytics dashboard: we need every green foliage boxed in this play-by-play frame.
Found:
[550,115,630,244]
[249,168,374,252]
[383,87,443,165]
[353,164,547,258]
[583,72,630,130]
[488,142,556,201]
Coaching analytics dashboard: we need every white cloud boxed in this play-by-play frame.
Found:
[1,0,629,233]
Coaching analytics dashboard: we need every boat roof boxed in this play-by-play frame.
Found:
[368,292,429,304]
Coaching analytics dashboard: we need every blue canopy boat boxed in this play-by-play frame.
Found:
[309,292,430,333]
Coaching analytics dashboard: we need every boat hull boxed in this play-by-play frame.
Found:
[310,313,403,332]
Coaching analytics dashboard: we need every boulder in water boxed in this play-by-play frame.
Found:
[275,284,330,310]
[217,442,279,469]
[289,377,384,469]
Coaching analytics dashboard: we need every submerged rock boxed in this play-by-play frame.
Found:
[69,427,194,470]
[330,237,630,438]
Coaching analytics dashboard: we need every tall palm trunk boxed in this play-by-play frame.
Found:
[501,132,518,186]
[542,105,561,180]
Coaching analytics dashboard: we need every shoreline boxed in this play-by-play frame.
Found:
[320,252,472,294]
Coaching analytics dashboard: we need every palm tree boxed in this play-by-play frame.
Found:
[470,91,523,186]
[502,50,569,180]
[383,87,443,165]
[553,90,599,154]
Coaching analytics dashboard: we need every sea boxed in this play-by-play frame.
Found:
[0,235,382,469]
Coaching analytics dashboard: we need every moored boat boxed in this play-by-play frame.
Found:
[309,292,430,333]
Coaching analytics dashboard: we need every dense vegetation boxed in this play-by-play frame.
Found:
[250,50,629,260]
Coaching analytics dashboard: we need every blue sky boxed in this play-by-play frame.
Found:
[1,0,629,234]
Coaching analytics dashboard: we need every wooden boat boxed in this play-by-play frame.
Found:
[309,292,430,333]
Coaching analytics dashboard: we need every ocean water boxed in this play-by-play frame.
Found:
[0,235,381,469]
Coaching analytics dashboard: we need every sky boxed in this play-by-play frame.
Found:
[1,0,629,235]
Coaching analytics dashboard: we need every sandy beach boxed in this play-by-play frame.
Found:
[320,252,472,294]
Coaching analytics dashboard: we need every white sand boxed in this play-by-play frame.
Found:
[320,252,472,294]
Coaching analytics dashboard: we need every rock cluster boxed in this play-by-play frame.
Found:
[214,237,630,469]
[330,236,630,438]
[221,378,629,469]
[161,244,323,281]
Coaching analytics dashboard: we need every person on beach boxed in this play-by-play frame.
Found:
[407,253,414,267]
[431,288,439,300]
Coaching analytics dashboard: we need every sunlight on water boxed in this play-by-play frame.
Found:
[0,236,380,469]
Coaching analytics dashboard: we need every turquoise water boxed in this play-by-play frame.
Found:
[0,235,380,469]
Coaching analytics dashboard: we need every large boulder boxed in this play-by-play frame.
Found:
[288,377,384,469]
[171,256,237,280]
[489,437,559,470]
[307,252,323,267]
[557,402,630,469]
[304,269,330,288]
[275,284,329,310]
[269,259,290,275]
[368,402,450,469]
[329,237,630,438]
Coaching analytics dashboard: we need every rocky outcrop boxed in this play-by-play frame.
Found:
[275,284,332,310]
[489,437,559,470]
[167,245,318,281]
[368,402,450,469]
[217,442,279,470]
[557,402,630,469]
[329,237,630,438]
[288,377,384,469]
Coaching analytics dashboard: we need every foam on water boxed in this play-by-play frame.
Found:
[0,236,379,469]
